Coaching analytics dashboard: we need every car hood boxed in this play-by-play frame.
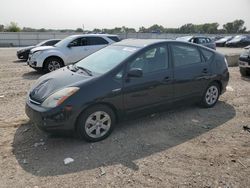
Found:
[216,39,227,43]
[30,46,55,53]
[18,46,34,52]
[29,67,93,103]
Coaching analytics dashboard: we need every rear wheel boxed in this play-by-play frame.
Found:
[43,57,63,73]
[76,105,116,142]
[200,82,220,108]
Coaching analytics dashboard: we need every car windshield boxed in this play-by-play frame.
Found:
[75,45,138,74]
[219,36,232,41]
[231,35,245,41]
[54,36,75,47]
[36,41,47,46]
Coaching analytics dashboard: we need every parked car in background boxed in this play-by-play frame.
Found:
[225,35,250,47]
[238,45,250,76]
[16,39,61,60]
[215,36,233,47]
[211,36,224,42]
[176,36,216,50]
[26,39,229,142]
[27,34,120,72]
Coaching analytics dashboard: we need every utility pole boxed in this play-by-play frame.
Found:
[82,24,84,33]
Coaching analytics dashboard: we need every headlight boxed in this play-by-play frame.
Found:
[41,87,79,108]
[33,51,43,57]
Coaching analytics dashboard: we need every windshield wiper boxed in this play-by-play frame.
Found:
[67,65,77,72]
[75,65,93,76]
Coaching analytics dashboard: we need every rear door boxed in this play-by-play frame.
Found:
[123,44,174,113]
[170,43,211,100]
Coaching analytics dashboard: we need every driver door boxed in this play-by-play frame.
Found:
[65,37,90,63]
[123,44,174,113]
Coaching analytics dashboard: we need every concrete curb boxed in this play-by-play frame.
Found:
[225,54,239,67]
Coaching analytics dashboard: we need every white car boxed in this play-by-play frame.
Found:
[27,34,120,72]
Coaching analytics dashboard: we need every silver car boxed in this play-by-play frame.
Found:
[176,36,216,50]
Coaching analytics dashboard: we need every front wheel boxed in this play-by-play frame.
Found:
[200,82,220,108]
[43,57,63,73]
[76,105,116,142]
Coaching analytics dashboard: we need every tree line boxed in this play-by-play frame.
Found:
[0,20,249,34]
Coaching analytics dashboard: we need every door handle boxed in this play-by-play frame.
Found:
[162,76,170,83]
[202,68,208,74]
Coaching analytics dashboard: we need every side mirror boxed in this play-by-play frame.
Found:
[127,68,143,78]
[67,43,73,48]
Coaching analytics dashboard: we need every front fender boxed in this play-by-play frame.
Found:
[38,50,66,67]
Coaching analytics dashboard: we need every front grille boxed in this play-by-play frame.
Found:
[29,97,41,105]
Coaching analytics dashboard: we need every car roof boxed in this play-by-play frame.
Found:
[113,39,170,48]
[68,34,118,39]
[43,39,61,42]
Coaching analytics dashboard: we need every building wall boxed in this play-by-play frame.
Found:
[0,32,235,47]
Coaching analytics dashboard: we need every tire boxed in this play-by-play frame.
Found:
[240,67,250,77]
[76,105,116,142]
[43,57,63,73]
[200,82,220,108]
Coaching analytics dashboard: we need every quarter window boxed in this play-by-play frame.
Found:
[171,44,201,67]
[129,46,168,74]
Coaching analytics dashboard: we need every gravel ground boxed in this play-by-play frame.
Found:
[0,48,249,188]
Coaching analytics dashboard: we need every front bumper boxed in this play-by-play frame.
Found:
[239,60,250,68]
[27,55,38,67]
[25,98,77,132]
[27,53,44,68]
[17,51,28,60]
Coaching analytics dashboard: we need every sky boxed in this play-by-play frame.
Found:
[0,0,249,30]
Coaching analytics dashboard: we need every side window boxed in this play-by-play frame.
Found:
[171,44,201,67]
[129,45,168,74]
[197,38,207,44]
[87,37,109,45]
[201,49,214,61]
[206,38,211,43]
[68,37,87,47]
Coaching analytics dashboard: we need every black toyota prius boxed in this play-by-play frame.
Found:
[25,39,229,142]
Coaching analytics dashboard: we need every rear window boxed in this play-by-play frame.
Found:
[108,36,120,42]
[201,49,214,61]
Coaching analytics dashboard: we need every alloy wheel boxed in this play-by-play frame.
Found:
[48,61,61,72]
[205,85,219,105]
[85,111,111,139]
